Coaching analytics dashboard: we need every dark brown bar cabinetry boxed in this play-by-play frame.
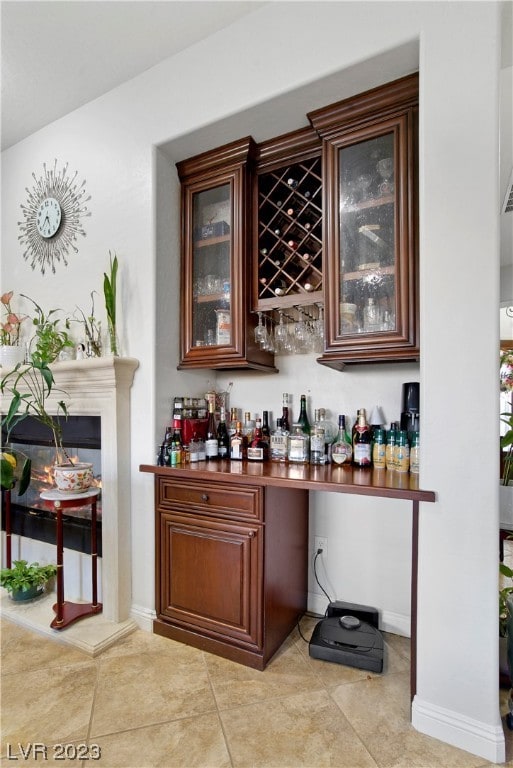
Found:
[153,474,308,670]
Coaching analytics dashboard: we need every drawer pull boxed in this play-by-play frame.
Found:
[201,494,209,502]
[248,531,255,538]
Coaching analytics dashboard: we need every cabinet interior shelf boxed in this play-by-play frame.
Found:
[194,234,231,248]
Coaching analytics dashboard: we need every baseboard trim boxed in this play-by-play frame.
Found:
[412,695,506,764]
[130,603,156,632]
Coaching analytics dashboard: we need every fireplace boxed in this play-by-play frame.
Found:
[0,357,139,628]
[2,415,102,556]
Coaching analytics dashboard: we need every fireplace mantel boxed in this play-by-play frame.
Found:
[1,356,139,627]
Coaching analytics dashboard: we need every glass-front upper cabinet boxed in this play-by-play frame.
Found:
[177,137,276,372]
[308,74,419,370]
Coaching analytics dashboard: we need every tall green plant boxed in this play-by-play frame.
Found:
[103,252,119,356]
[1,360,71,464]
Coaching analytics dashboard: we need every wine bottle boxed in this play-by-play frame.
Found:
[281,393,291,433]
[297,394,311,435]
[261,410,271,443]
[217,407,229,459]
[205,401,218,461]
[287,178,298,188]
[331,415,352,466]
[352,408,372,467]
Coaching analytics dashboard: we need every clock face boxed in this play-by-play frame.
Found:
[36,197,62,238]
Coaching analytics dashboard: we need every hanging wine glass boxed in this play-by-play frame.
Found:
[254,312,267,347]
[274,310,289,354]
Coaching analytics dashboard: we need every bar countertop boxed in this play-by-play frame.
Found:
[140,461,436,503]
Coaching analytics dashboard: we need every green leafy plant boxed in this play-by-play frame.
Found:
[103,252,118,356]
[68,291,102,357]
[0,560,57,594]
[500,561,513,637]
[1,359,72,465]
[22,295,73,364]
[501,410,513,487]
[0,448,31,493]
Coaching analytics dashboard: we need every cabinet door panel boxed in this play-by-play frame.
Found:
[159,512,262,649]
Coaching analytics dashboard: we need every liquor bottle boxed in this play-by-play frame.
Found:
[394,430,410,473]
[261,411,271,443]
[217,407,230,459]
[281,393,291,433]
[205,401,218,461]
[310,423,325,465]
[331,415,352,466]
[189,432,204,463]
[287,425,310,464]
[409,431,420,474]
[270,418,288,462]
[247,418,270,461]
[352,408,372,467]
[315,408,337,463]
[157,426,172,466]
[297,394,311,435]
[228,407,239,437]
[386,427,397,470]
[372,428,386,470]
[243,412,255,440]
[230,421,247,461]
[169,419,183,467]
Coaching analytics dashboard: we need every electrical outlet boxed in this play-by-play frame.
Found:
[314,536,328,558]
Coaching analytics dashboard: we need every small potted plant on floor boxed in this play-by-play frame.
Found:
[0,559,57,602]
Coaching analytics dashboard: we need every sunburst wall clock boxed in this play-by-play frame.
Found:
[18,160,92,274]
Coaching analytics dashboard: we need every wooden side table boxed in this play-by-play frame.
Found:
[40,488,102,630]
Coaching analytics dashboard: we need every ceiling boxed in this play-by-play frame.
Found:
[1,0,511,269]
[0,0,265,150]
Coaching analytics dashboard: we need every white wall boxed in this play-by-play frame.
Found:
[0,2,504,762]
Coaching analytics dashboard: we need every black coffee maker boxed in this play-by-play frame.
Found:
[400,382,419,435]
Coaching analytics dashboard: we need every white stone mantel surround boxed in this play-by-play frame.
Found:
[1,356,139,652]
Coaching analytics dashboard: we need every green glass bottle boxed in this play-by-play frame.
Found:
[297,394,311,435]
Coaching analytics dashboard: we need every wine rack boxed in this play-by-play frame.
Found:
[255,152,323,309]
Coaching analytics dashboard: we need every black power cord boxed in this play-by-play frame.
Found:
[296,548,333,644]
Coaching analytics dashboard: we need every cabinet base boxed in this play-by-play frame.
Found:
[153,616,301,671]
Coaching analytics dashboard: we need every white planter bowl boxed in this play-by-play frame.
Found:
[54,462,94,493]
[0,345,25,367]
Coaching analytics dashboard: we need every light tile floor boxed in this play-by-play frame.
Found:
[1,612,511,768]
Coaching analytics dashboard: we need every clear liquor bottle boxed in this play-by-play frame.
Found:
[287,425,310,464]
[331,415,352,466]
[270,418,288,463]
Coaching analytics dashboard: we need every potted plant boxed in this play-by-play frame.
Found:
[0,291,27,367]
[1,299,93,493]
[1,448,31,494]
[68,291,102,358]
[104,251,119,356]
[0,559,57,602]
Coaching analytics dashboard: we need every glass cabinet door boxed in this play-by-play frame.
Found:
[308,74,419,369]
[191,183,232,348]
[339,132,397,336]
[177,136,276,372]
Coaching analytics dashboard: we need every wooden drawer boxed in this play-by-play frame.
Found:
[157,477,263,522]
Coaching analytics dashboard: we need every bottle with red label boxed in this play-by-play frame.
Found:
[247,418,270,461]
[352,408,372,467]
